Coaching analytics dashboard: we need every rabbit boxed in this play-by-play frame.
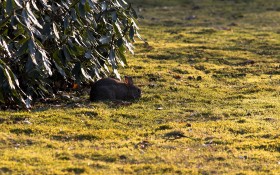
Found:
[89,76,141,101]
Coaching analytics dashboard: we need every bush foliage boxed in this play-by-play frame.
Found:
[0,0,140,108]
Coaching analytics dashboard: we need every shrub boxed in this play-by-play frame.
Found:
[0,0,141,108]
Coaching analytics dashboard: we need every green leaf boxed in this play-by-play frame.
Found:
[61,0,69,9]
[123,37,134,54]
[53,61,66,78]
[6,0,13,14]
[74,34,86,47]
[78,3,86,18]
[116,38,123,47]
[14,0,23,8]
[99,36,111,44]
[136,30,145,41]
[109,48,117,69]
[81,0,86,5]
[129,25,135,41]
[71,8,77,21]
[84,1,91,12]
[16,38,29,56]
[84,50,92,59]
[115,0,122,7]
[4,68,15,90]
[53,49,67,73]
[129,4,138,19]
[63,16,69,31]
[26,2,43,29]
[53,23,60,39]
[38,48,52,76]
[119,0,128,5]
[112,11,117,22]
[117,45,127,66]
[86,29,97,43]
[63,45,71,60]
[28,39,38,65]
[26,56,34,72]
[113,69,120,80]
[81,68,92,80]
[87,0,96,8]
[0,38,11,57]
[31,0,39,11]
[25,95,32,108]
[71,45,85,56]
[21,9,31,28]
[39,0,51,10]
[101,1,107,11]
[113,22,122,37]
[92,18,97,28]
[42,22,51,36]
[11,16,19,29]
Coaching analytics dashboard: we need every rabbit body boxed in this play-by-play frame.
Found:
[90,77,141,101]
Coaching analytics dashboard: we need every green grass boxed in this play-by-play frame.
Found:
[1,0,280,174]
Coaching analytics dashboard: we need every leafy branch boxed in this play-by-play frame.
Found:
[0,0,141,108]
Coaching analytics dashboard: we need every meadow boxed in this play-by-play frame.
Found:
[0,0,280,174]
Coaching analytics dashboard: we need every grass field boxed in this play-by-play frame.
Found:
[1,0,280,174]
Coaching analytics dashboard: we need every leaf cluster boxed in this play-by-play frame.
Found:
[0,0,141,108]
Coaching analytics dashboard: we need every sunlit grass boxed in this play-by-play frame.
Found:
[0,0,280,174]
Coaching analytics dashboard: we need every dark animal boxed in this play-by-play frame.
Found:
[89,76,141,101]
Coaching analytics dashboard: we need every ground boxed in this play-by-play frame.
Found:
[0,0,280,174]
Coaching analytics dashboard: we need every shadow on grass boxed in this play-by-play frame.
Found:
[52,133,100,142]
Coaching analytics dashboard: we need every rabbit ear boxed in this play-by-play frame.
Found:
[124,76,134,85]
